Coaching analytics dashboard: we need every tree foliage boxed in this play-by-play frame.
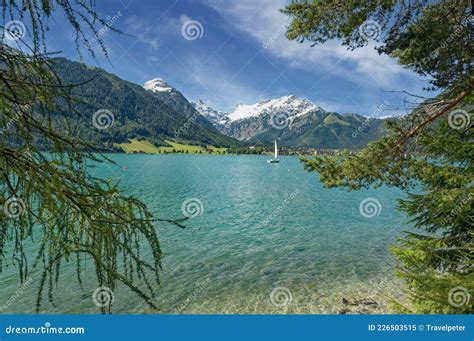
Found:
[0,1,173,312]
[284,0,473,313]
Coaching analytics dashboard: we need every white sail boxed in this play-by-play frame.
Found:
[274,140,278,159]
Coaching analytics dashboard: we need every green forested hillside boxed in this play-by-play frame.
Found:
[248,112,388,150]
[49,58,240,150]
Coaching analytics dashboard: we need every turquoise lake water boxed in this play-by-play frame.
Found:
[1,155,410,314]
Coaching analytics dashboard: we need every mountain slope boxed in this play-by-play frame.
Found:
[143,78,197,119]
[191,100,230,129]
[50,59,239,150]
[192,96,388,150]
[141,78,228,141]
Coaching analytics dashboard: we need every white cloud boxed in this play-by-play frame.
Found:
[209,0,414,88]
[178,56,262,112]
[122,13,194,51]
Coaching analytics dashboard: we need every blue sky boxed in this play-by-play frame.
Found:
[41,0,431,116]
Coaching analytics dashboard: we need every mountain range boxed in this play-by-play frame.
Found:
[191,96,388,150]
[46,57,389,151]
[49,58,238,150]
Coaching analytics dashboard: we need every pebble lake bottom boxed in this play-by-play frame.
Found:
[0,154,411,314]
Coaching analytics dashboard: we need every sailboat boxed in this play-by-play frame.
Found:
[267,140,280,163]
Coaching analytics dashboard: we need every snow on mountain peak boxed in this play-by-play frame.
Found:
[143,78,173,92]
[192,99,210,112]
[228,95,320,122]
[191,99,230,126]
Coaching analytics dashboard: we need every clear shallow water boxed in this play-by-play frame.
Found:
[1,155,410,314]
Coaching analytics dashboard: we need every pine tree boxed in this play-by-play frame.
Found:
[0,0,182,313]
[283,0,473,313]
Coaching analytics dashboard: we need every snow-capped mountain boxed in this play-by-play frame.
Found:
[193,95,321,124]
[143,78,173,92]
[228,95,321,122]
[142,77,388,149]
[191,99,231,128]
[192,95,387,149]
[143,77,197,119]
[143,77,231,139]
[193,95,326,141]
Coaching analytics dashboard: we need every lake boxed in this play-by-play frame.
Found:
[0,155,410,314]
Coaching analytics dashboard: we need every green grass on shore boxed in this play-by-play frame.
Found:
[118,139,228,154]
[118,139,161,153]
